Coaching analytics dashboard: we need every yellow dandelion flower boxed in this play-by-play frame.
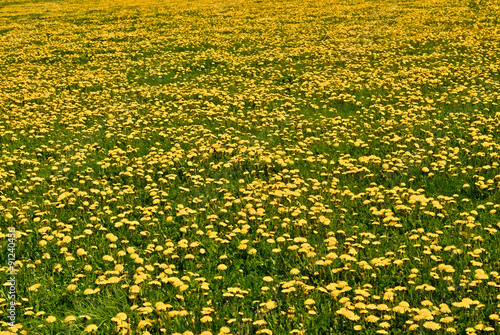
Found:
[84,324,98,333]
[304,299,315,305]
[102,255,114,262]
[475,323,485,330]
[112,312,127,322]
[266,300,277,310]
[46,315,56,323]
[201,315,212,323]
[64,315,77,323]
[440,303,452,313]
[393,306,406,314]
[366,315,380,323]
[423,321,441,330]
[129,285,140,294]
[138,320,152,328]
[106,233,118,242]
[76,248,87,256]
[440,316,454,323]
[414,308,434,321]
[379,322,391,328]
[28,283,41,292]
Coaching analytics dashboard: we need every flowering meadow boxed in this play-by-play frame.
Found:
[1,0,500,334]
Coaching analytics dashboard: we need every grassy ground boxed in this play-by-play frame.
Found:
[1,0,500,334]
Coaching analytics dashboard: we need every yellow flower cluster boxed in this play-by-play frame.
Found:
[0,0,500,334]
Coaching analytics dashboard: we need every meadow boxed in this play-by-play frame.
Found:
[1,0,500,334]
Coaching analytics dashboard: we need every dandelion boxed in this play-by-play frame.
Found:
[76,248,87,256]
[440,317,454,323]
[129,285,140,294]
[84,288,95,295]
[64,315,77,323]
[366,315,380,323]
[138,320,152,328]
[102,255,114,262]
[84,325,98,333]
[423,321,441,330]
[28,284,41,292]
[379,322,390,328]
[201,315,213,323]
[266,300,277,310]
[112,313,127,322]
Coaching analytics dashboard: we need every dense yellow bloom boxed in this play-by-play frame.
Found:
[3,0,500,333]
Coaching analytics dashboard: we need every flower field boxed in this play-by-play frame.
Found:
[1,0,500,334]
